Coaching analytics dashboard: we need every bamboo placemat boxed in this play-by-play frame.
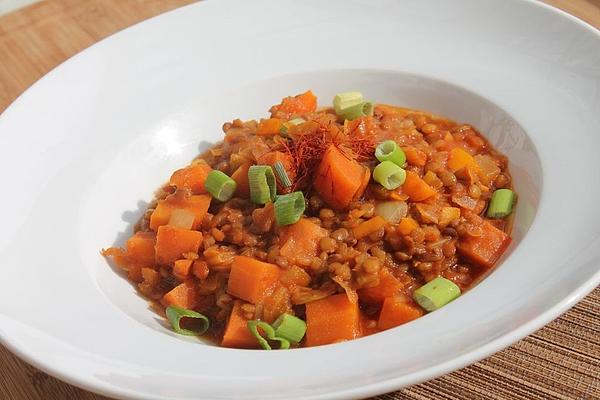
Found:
[0,1,598,399]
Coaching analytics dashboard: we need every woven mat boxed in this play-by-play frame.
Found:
[0,1,598,399]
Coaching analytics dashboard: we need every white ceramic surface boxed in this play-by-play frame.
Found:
[0,0,598,399]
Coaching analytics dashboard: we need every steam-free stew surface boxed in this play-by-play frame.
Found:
[103,91,514,348]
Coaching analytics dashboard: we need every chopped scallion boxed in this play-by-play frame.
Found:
[487,189,516,218]
[204,170,237,202]
[338,101,371,120]
[333,91,364,114]
[413,277,461,312]
[288,117,305,126]
[272,313,306,343]
[362,101,375,117]
[166,305,210,336]
[280,117,305,135]
[248,165,276,204]
[247,320,290,350]
[273,161,292,188]
[375,140,406,166]
[373,161,406,190]
[274,191,305,226]
[333,92,374,120]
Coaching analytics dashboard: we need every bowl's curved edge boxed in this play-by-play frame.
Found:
[526,0,600,33]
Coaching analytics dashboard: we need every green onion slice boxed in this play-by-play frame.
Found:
[338,101,374,121]
[272,313,306,343]
[373,161,406,190]
[280,117,305,136]
[288,117,306,126]
[247,320,290,350]
[273,161,292,188]
[274,191,305,226]
[166,306,210,336]
[248,165,277,204]
[333,91,364,114]
[487,189,516,218]
[204,170,237,202]
[375,140,406,166]
[413,277,461,312]
[362,101,375,117]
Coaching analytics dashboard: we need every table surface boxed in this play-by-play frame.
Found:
[0,1,599,399]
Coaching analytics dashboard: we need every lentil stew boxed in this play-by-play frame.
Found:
[103,90,515,348]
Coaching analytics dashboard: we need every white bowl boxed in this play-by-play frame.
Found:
[0,0,599,399]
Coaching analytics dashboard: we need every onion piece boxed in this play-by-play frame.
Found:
[374,201,408,224]
[474,154,500,185]
[168,208,196,229]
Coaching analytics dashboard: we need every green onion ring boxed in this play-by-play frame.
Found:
[248,165,277,204]
[272,313,306,343]
[247,320,290,350]
[166,306,210,336]
[375,140,406,166]
[274,191,306,226]
[204,170,237,202]
[373,161,406,190]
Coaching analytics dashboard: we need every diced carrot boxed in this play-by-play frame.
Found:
[231,163,252,198]
[161,280,198,309]
[101,247,128,268]
[169,161,212,194]
[150,192,211,231]
[377,297,424,330]
[353,216,387,239]
[102,232,156,276]
[227,256,280,304]
[402,171,436,201]
[448,148,480,173]
[270,90,317,116]
[279,218,328,260]
[173,259,193,281]
[457,214,511,269]
[313,145,369,209]
[305,294,362,347]
[357,167,372,200]
[192,260,209,280]
[125,231,156,266]
[358,268,403,304]
[221,300,259,348]
[402,147,427,166]
[256,118,283,136]
[155,225,203,266]
[398,217,418,235]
